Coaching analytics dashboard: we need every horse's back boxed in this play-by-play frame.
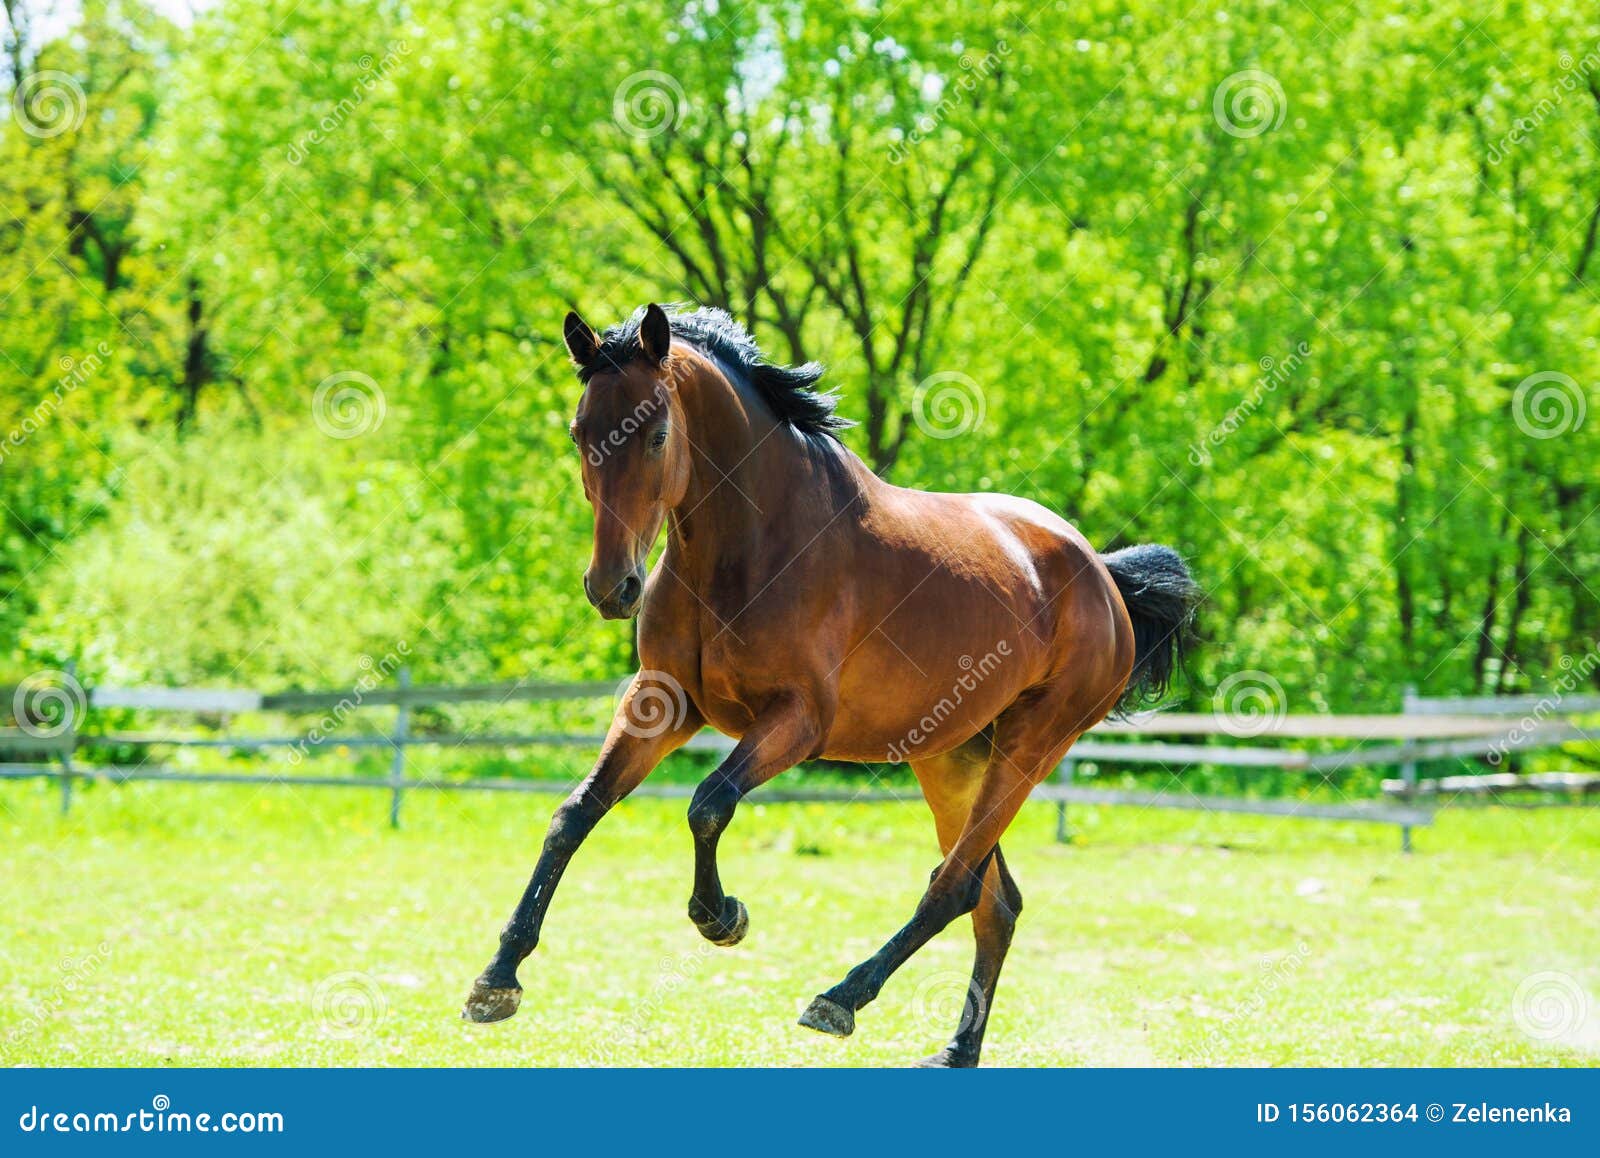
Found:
[815,483,1130,762]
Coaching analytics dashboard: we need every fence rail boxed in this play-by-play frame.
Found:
[5,671,1597,850]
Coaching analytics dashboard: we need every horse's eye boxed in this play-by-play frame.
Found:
[648,426,669,451]
[568,424,579,445]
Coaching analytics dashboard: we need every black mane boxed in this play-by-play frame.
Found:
[578,305,852,437]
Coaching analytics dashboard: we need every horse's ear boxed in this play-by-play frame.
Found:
[563,310,599,368]
[638,303,671,365]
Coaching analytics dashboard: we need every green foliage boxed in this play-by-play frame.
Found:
[3,0,1599,721]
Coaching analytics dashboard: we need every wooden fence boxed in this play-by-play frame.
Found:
[2,671,1596,851]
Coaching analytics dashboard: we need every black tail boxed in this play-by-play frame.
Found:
[1100,544,1200,713]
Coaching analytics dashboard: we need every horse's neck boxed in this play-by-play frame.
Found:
[666,358,843,580]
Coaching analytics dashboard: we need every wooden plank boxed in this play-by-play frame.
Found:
[82,679,617,716]
[0,764,66,779]
[87,729,1302,767]
[86,730,737,752]
[1403,692,1600,716]
[34,765,926,801]
[4,763,1433,824]
[0,728,75,755]
[1383,771,1600,797]
[1031,784,1433,827]
[90,687,263,713]
[1069,739,1310,768]
[260,679,617,712]
[1305,722,1600,772]
[1092,713,1512,739]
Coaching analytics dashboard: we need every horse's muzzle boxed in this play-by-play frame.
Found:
[585,570,643,620]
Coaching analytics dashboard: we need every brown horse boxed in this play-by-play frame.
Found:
[464,304,1198,1065]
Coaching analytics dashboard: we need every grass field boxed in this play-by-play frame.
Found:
[2,779,1597,1067]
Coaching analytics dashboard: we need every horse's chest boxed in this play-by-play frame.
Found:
[690,638,763,735]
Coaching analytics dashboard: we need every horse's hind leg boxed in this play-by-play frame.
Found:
[917,848,1021,1068]
[900,739,1020,1067]
[800,696,1084,1056]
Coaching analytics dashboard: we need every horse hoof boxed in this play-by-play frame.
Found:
[913,1046,979,1068]
[797,995,855,1038]
[693,895,749,946]
[461,978,522,1023]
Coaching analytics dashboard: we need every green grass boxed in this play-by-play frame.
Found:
[2,779,1597,1067]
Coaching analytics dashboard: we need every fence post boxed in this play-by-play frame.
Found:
[1399,683,1417,854]
[388,666,411,830]
[1054,758,1076,844]
[59,658,78,816]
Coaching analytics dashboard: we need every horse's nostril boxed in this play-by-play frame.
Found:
[617,575,642,606]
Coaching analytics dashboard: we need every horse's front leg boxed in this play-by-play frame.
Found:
[462,682,702,1023]
[686,694,822,945]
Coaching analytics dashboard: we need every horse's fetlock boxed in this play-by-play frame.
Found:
[686,778,739,840]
